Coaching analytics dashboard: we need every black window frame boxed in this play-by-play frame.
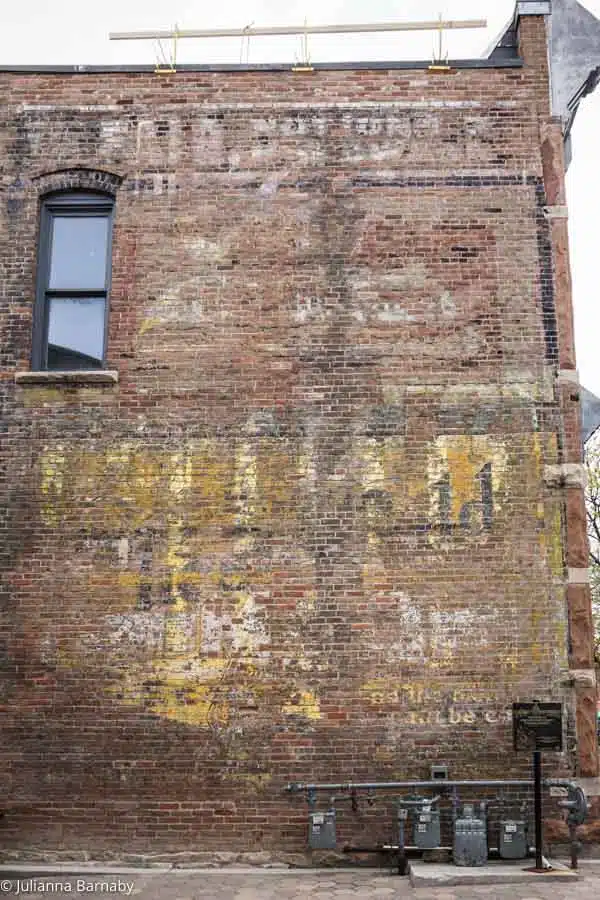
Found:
[32,191,115,371]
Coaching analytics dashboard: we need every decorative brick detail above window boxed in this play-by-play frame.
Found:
[32,167,124,197]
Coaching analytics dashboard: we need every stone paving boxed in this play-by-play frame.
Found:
[2,864,600,899]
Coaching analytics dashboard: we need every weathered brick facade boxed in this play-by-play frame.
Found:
[0,11,597,858]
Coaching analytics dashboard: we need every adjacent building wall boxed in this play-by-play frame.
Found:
[0,10,596,857]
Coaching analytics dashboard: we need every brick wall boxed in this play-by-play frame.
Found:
[0,12,596,858]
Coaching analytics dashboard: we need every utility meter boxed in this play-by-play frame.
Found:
[308,810,336,850]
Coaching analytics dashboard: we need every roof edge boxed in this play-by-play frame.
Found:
[0,58,524,75]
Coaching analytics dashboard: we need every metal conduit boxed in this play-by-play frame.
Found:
[110,20,487,42]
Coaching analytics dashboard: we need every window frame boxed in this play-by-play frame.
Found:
[32,191,115,371]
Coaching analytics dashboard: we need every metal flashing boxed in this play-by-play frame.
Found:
[516,1,552,14]
[548,0,600,144]
[565,65,600,139]
[0,58,524,75]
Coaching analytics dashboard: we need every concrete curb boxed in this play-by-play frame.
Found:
[0,865,394,877]
[408,859,582,887]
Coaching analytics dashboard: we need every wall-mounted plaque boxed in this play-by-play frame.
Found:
[512,702,563,752]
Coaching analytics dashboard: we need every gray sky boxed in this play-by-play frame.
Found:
[3,0,599,394]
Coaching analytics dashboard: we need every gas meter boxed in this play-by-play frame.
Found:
[454,802,488,867]
[413,801,441,850]
[308,809,336,850]
[398,795,441,851]
[499,820,528,859]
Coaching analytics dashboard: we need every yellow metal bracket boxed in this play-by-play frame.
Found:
[155,25,179,74]
[429,12,452,72]
[292,19,314,73]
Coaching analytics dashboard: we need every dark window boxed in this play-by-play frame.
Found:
[32,192,114,370]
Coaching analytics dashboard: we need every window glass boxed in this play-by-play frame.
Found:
[48,216,109,290]
[47,297,105,369]
[33,191,115,371]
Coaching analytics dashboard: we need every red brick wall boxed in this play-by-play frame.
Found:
[0,14,595,857]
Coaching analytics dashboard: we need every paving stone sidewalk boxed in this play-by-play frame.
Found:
[2,864,600,899]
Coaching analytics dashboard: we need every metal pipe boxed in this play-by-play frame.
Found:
[546,779,587,870]
[397,818,407,876]
[569,823,579,870]
[286,779,534,793]
[109,19,487,42]
[357,845,538,856]
[452,785,458,827]
[379,845,453,852]
[534,751,544,870]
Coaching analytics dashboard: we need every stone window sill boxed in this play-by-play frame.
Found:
[15,370,119,385]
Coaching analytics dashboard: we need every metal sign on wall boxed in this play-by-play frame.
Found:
[512,702,563,752]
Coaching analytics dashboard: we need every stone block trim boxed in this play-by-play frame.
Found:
[567,584,595,670]
[566,489,591,568]
[557,369,580,386]
[540,113,597,777]
[544,205,569,219]
[575,686,600,777]
[567,669,597,688]
[568,569,592,585]
[544,464,586,488]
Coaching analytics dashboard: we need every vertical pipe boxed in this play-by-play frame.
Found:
[397,817,407,875]
[534,751,543,869]
[569,822,579,870]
